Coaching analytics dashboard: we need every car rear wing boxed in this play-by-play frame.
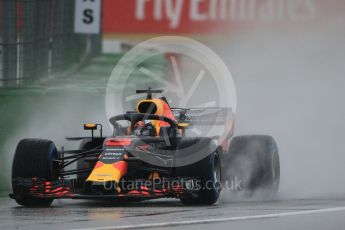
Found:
[171,107,234,126]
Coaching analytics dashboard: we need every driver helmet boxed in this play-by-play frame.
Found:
[134,120,156,136]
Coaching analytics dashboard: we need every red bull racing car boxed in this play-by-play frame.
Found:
[10,88,280,206]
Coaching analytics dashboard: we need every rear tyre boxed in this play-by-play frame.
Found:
[177,151,222,205]
[223,135,280,197]
[12,139,60,207]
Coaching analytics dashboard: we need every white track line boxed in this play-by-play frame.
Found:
[71,206,345,230]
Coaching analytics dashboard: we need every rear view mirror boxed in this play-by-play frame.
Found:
[83,123,103,138]
[83,123,97,130]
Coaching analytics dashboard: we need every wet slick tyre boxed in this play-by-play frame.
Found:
[178,151,222,205]
[224,135,280,197]
[12,139,60,207]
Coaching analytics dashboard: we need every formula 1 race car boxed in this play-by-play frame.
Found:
[10,88,280,206]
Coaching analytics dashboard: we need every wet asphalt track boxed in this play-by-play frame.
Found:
[1,195,345,230]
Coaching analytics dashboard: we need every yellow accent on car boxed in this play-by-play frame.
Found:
[84,123,97,129]
[136,99,165,134]
[86,164,121,183]
[178,123,190,128]
[148,172,160,180]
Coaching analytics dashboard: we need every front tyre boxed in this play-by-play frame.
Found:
[178,151,222,205]
[12,139,60,207]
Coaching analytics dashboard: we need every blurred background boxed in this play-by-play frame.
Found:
[0,0,344,199]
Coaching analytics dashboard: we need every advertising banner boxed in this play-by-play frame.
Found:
[102,0,339,35]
